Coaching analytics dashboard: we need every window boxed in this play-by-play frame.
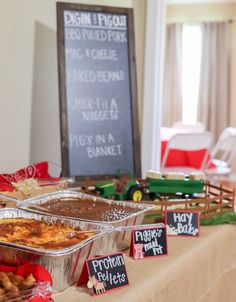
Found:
[182,25,202,125]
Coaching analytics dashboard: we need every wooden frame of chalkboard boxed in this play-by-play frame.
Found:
[57,2,141,180]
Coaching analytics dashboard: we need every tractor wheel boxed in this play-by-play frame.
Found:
[127,185,143,202]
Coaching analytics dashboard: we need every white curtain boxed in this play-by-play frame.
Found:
[197,21,230,141]
[162,24,183,126]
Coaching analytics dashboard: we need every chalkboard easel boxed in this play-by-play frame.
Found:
[57,2,141,180]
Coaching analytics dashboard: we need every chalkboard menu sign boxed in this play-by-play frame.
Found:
[57,3,141,179]
[130,225,168,259]
[165,210,200,237]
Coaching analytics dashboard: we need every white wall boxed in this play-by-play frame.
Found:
[0,0,146,173]
[142,0,166,175]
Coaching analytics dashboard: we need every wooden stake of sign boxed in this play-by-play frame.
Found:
[165,210,200,237]
[77,252,129,296]
[130,225,168,259]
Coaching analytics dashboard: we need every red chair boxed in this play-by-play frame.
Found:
[205,127,236,176]
[161,132,213,173]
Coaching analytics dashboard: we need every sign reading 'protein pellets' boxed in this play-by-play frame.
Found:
[130,225,168,259]
[165,210,200,237]
[78,253,129,295]
[57,3,141,179]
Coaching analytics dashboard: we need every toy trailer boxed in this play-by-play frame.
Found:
[146,171,205,198]
[147,178,204,195]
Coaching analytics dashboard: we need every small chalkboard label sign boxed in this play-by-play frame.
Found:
[77,252,129,295]
[165,210,200,237]
[130,225,168,259]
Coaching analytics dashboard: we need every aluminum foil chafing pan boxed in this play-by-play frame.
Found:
[18,190,155,253]
[0,208,109,292]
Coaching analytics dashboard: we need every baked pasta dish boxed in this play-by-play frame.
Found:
[0,218,94,250]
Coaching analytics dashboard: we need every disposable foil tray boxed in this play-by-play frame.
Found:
[0,208,109,292]
[18,190,155,253]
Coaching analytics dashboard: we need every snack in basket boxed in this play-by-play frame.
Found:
[0,162,70,202]
[12,178,40,193]
[0,271,36,301]
[39,197,140,222]
[0,218,94,250]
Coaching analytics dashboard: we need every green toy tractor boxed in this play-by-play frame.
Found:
[94,171,205,202]
[94,173,143,202]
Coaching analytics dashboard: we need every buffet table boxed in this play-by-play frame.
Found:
[53,224,236,302]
